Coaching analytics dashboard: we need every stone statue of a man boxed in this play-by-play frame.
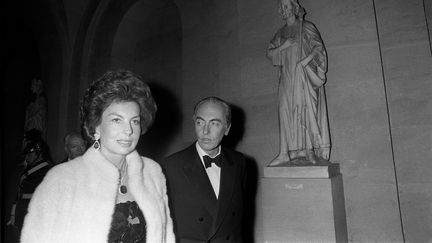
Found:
[267,0,330,165]
[24,78,47,138]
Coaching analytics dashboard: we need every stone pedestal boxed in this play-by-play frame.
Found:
[262,164,348,243]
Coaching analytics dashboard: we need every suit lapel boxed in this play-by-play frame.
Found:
[181,146,218,214]
[212,148,238,235]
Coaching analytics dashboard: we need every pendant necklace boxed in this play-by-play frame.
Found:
[119,161,128,194]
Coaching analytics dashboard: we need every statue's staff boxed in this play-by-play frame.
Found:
[297,6,306,62]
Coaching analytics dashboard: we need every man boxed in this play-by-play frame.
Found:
[6,138,51,238]
[60,132,87,163]
[162,97,247,242]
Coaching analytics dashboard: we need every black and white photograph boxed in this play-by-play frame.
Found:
[3,0,432,242]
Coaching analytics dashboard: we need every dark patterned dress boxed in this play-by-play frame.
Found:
[108,201,146,243]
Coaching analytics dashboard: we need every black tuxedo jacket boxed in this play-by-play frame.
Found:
[162,144,247,243]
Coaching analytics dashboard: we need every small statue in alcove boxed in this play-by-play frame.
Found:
[24,78,47,138]
[266,0,331,166]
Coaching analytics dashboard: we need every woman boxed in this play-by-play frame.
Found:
[21,70,175,243]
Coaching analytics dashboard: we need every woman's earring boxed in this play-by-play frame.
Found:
[93,140,100,150]
[93,133,100,150]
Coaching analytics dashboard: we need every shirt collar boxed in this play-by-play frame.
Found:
[195,142,221,164]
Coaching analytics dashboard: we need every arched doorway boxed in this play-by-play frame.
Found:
[83,0,183,160]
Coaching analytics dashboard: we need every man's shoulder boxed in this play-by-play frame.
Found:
[222,146,244,156]
[26,160,52,178]
[162,144,196,164]
[221,146,246,164]
[58,157,68,164]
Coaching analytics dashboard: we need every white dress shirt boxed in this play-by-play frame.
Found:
[196,142,221,198]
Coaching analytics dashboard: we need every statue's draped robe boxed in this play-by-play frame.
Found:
[268,21,330,153]
[24,95,47,137]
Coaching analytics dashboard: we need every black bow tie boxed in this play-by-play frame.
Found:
[203,155,222,168]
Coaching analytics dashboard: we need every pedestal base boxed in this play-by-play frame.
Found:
[262,164,348,243]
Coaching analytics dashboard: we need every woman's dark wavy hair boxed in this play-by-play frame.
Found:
[80,70,157,141]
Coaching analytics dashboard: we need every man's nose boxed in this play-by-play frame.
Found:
[203,123,210,135]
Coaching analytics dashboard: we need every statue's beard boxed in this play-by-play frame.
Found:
[281,10,294,20]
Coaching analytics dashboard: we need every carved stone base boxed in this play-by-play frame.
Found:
[262,164,348,242]
[264,162,340,178]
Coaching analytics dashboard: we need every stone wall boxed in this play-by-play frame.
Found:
[176,0,431,241]
[374,0,432,241]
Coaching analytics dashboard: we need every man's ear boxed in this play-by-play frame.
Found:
[224,124,231,136]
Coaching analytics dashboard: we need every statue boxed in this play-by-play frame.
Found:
[267,0,331,166]
[24,78,47,138]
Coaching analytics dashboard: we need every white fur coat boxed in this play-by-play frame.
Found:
[20,148,175,243]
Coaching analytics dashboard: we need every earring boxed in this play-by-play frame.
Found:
[93,140,100,150]
[93,133,100,150]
